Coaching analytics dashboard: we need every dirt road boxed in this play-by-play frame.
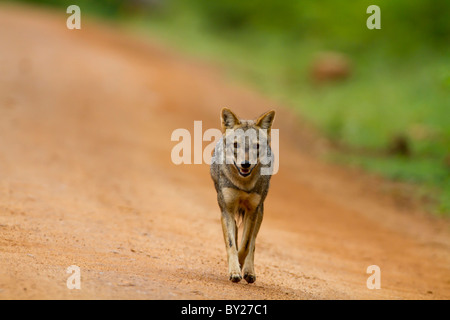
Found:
[0,4,449,299]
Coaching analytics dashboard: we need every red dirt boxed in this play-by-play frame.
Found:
[0,4,449,299]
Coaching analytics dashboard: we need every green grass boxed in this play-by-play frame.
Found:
[330,153,450,214]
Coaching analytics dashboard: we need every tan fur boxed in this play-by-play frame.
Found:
[222,188,261,212]
[222,187,262,227]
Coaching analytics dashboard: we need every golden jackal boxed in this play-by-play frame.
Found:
[210,108,275,283]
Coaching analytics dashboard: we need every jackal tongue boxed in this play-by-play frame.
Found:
[234,161,251,176]
[238,167,251,177]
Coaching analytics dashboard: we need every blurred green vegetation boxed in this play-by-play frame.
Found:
[12,0,450,214]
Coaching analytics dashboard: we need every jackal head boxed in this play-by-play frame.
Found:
[221,108,275,178]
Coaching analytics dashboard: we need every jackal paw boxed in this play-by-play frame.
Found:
[243,272,256,284]
[229,272,242,283]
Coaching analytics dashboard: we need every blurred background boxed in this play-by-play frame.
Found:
[10,0,450,214]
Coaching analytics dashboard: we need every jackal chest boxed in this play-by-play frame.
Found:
[221,188,261,212]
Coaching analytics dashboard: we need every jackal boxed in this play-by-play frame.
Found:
[210,108,275,283]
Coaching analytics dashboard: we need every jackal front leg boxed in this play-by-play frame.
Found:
[238,206,263,284]
[221,210,241,282]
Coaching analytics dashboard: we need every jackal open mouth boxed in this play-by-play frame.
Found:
[234,161,254,177]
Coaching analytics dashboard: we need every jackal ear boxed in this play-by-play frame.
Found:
[221,108,240,132]
[255,110,275,133]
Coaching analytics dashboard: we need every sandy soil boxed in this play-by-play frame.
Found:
[0,4,449,300]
